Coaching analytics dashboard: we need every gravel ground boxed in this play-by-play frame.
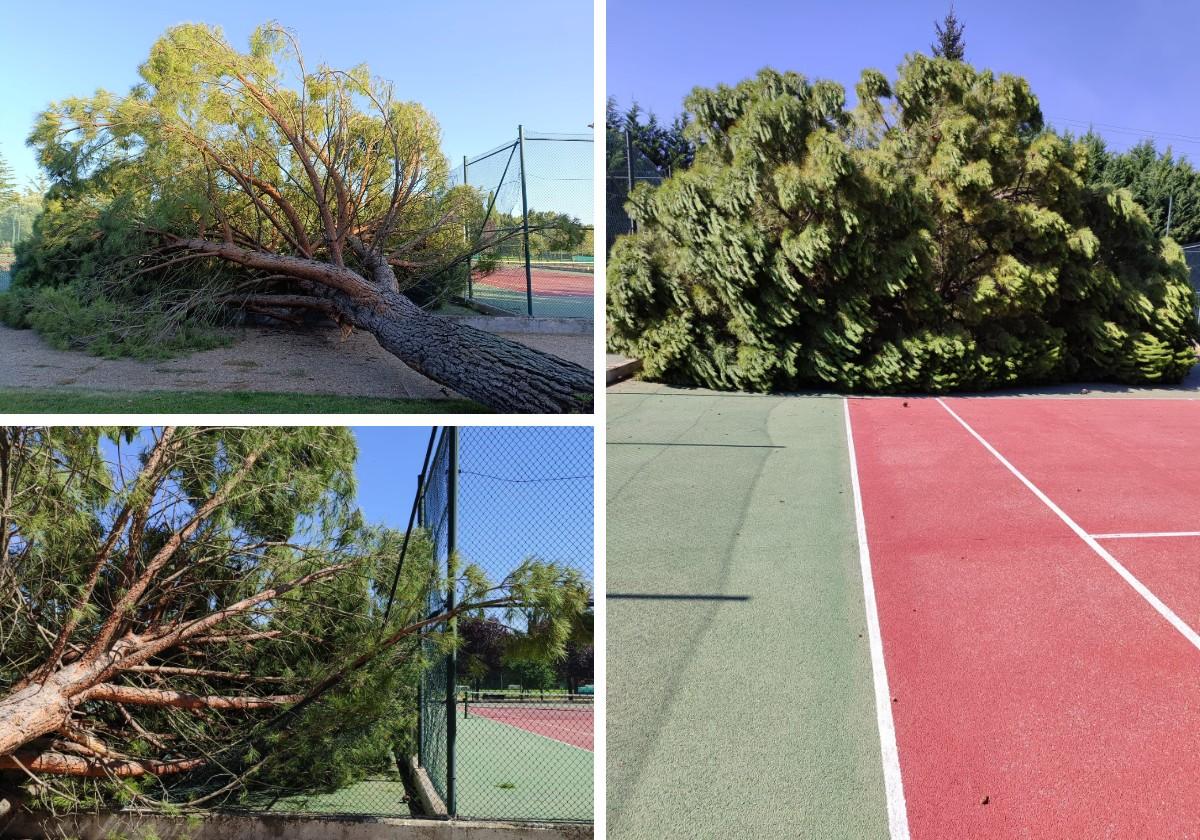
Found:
[0,321,594,400]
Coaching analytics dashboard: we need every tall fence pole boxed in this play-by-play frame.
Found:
[463,156,473,301]
[625,128,635,235]
[415,474,425,768]
[518,125,534,316]
[444,427,459,816]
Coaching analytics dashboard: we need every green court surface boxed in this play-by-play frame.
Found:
[607,381,889,839]
[454,712,593,821]
[239,776,412,817]
[469,286,593,319]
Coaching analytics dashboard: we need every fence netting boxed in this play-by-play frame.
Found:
[449,129,594,318]
[1182,243,1200,320]
[416,426,594,822]
[606,126,669,252]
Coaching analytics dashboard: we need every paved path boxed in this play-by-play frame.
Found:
[0,321,592,400]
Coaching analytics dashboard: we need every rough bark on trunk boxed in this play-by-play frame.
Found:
[169,237,594,413]
[0,664,90,757]
[331,288,592,413]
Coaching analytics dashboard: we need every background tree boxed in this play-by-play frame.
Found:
[0,151,16,211]
[7,23,589,413]
[558,640,594,694]
[608,59,1197,392]
[0,426,590,814]
[1076,132,1200,244]
[456,617,513,690]
[606,98,695,251]
[932,5,966,60]
[0,186,44,249]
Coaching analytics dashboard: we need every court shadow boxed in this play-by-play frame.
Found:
[607,593,751,601]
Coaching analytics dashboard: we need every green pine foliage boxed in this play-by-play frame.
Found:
[607,58,1199,392]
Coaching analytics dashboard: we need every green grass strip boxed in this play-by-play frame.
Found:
[0,388,485,414]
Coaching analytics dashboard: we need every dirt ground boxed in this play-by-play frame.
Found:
[0,321,594,400]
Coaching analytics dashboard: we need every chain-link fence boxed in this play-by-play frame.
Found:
[606,126,670,253]
[147,427,593,824]
[415,426,594,822]
[418,430,455,813]
[449,128,594,319]
[1181,242,1200,320]
[0,251,13,292]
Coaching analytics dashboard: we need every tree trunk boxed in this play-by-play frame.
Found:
[0,671,79,757]
[169,238,594,413]
[328,287,593,414]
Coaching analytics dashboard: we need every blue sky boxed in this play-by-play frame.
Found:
[608,0,1200,160]
[359,426,594,581]
[98,426,594,589]
[0,1,592,218]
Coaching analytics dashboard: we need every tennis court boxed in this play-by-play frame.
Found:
[471,260,593,318]
[456,695,593,821]
[608,379,1200,838]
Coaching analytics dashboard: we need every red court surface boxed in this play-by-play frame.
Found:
[848,396,1200,839]
[469,704,594,751]
[472,265,593,298]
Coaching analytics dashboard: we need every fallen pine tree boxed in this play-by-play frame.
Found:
[0,426,590,812]
[608,58,1198,392]
[5,23,591,413]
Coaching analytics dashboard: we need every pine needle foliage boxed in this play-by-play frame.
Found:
[607,58,1198,392]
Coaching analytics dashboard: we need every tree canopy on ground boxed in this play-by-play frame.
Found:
[3,23,590,413]
[0,427,590,814]
[608,57,1198,392]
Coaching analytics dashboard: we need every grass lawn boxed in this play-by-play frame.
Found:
[0,387,485,414]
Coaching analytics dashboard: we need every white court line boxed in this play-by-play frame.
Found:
[1093,531,1200,540]
[843,399,910,840]
[935,398,1200,656]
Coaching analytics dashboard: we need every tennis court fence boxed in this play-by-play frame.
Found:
[606,126,671,252]
[416,426,594,822]
[1180,243,1200,321]
[449,129,594,319]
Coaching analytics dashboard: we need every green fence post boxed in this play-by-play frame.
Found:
[415,471,425,768]
[445,427,459,816]
[463,156,473,302]
[518,125,534,316]
[625,128,635,235]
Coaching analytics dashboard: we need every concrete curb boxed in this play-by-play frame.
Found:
[605,354,642,385]
[445,315,593,336]
[407,755,448,818]
[1,810,593,840]
[448,299,592,334]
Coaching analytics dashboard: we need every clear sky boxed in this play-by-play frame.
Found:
[354,427,595,589]
[608,0,1200,160]
[0,1,593,217]
[98,426,594,588]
